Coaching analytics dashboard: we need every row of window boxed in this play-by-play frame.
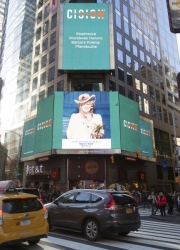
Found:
[31,80,64,111]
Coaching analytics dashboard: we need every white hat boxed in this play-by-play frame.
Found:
[74,94,96,104]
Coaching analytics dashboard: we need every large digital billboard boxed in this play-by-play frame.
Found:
[59,3,114,70]
[21,118,36,157]
[62,91,111,149]
[119,95,141,152]
[140,118,154,158]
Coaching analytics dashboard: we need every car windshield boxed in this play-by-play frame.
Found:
[2,198,43,213]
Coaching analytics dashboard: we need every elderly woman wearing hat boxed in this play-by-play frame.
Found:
[66,93,104,139]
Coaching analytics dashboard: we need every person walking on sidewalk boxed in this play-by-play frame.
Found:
[149,191,157,215]
[166,193,174,215]
[157,192,167,219]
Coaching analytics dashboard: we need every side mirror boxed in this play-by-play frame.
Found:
[53,199,58,205]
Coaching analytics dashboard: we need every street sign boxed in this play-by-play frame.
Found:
[162,159,168,172]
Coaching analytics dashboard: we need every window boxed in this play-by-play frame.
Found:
[36,27,41,41]
[125,38,130,51]
[128,90,134,100]
[152,60,157,71]
[33,61,39,73]
[49,48,55,64]
[144,99,149,114]
[42,37,48,51]
[124,19,129,35]
[48,66,55,82]
[115,0,120,11]
[157,105,162,120]
[136,95,142,111]
[35,45,40,57]
[140,50,144,61]
[38,0,43,9]
[117,49,123,63]
[50,31,56,46]
[118,67,124,82]
[129,0,134,8]
[57,80,64,91]
[39,90,45,100]
[135,77,140,90]
[141,65,146,78]
[91,194,102,203]
[161,93,166,105]
[163,109,168,123]
[123,4,128,18]
[40,72,46,86]
[44,3,50,19]
[43,20,49,35]
[116,32,122,45]
[48,85,54,96]
[131,26,136,41]
[154,74,158,85]
[149,85,154,98]
[116,13,121,29]
[126,55,131,68]
[137,18,142,30]
[109,80,116,91]
[144,23,148,35]
[138,32,143,47]
[41,54,47,68]
[145,37,149,51]
[151,102,156,116]
[75,192,91,203]
[133,44,138,56]
[51,13,57,30]
[127,72,133,86]
[148,70,153,83]
[57,193,75,204]
[155,89,160,102]
[119,85,125,96]
[32,77,38,91]
[142,82,147,94]
[130,11,135,24]
[146,55,151,66]
[134,60,139,72]
[160,79,164,90]
[31,95,36,111]
[37,11,42,24]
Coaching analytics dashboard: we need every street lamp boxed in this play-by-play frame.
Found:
[5,130,21,179]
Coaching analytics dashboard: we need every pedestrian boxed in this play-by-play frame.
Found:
[144,193,150,209]
[153,193,159,215]
[157,192,167,219]
[166,193,174,215]
[149,192,157,215]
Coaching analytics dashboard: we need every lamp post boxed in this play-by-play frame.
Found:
[5,130,21,179]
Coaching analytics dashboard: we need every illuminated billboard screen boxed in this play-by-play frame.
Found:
[119,95,141,152]
[62,91,111,149]
[59,3,114,70]
[21,118,36,157]
[140,119,154,158]
[166,0,180,33]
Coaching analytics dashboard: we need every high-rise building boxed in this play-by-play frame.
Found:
[1,0,180,193]
[0,0,36,180]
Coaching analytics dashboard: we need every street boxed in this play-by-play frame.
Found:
[3,208,180,250]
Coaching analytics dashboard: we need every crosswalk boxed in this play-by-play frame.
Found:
[4,209,180,250]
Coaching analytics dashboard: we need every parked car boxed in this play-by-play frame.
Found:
[0,180,49,247]
[45,189,141,241]
[16,187,42,202]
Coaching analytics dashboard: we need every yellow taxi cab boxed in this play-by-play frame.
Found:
[0,180,49,247]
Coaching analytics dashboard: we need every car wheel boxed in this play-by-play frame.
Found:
[84,218,100,241]
[118,231,130,236]
[28,239,40,245]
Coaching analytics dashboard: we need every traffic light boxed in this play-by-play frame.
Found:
[110,155,114,163]
[136,151,141,159]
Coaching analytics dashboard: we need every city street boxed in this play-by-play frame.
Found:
[3,208,180,250]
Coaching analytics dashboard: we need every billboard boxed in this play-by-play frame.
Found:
[166,0,180,33]
[21,118,36,157]
[62,91,111,149]
[119,95,141,152]
[139,119,154,158]
[59,3,114,70]
[34,95,54,154]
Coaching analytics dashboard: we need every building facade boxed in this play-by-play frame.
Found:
[1,0,180,194]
